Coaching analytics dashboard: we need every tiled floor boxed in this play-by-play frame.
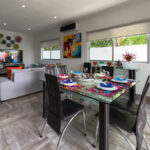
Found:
[0,92,149,150]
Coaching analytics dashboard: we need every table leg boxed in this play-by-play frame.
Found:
[129,70,136,103]
[99,102,109,150]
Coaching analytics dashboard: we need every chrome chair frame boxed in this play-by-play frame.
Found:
[40,110,87,150]
[92,122,150,150]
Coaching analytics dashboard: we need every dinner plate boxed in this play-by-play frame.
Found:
[96,84,118,91]
[95,73,105,77]
[111,79,128,84]
[61,81,77,86]
[81,78,94,82]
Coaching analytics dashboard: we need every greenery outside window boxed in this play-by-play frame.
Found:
[90,39,113,60]
[114,34,147,62]
[89,34,148,62]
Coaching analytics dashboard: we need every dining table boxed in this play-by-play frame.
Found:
[42,76,138,150]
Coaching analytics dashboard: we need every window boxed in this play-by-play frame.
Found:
[90,39,112,60]
[41,39,61,60]
[114,35,147,62]
[41,48,51,59]
[51,45,61,59]
[89,34,148,62]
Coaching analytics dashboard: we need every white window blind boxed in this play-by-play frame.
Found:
[41,39,61,60]
[87,22,150,41]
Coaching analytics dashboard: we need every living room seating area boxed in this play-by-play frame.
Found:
[0,67,45,101]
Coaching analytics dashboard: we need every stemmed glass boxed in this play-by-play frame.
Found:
[83,67,88,73]
[106,71,110,82]
[68,70,73,79]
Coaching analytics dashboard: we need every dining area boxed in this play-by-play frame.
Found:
[40,64,150,150]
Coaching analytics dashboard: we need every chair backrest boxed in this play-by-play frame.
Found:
[83,62,91,73]
[57,65,68,74]
[45,74,62,134]
[45,66,57,76]
[142,75,150,97]
[101,66,114,76]
[135,76,150,149]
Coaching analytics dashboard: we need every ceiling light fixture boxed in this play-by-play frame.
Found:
[3,22,7,26]
[54,16,57,19]
[22,4,26,8]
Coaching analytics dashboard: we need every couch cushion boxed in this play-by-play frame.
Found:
[6,66,23,80]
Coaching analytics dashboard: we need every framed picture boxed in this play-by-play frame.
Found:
[64,33,81,58]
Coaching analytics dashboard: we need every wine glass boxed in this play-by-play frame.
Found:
[106,71,110,82]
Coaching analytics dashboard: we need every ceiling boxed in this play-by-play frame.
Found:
[0,0,130,33]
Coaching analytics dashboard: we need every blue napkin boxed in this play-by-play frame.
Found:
[100,83,113,88]
[62,79,75,84]
[114,77,126,81]
[74,71,82,75]
[105,90,111,94]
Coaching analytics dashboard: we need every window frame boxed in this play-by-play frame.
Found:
[41,46,61,60]
[88,34,149,63]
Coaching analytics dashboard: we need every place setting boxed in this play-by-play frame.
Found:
[58,73,69,79]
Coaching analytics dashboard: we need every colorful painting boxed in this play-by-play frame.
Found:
[64,33,81,58]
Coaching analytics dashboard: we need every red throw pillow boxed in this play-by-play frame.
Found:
[6,66,23,80]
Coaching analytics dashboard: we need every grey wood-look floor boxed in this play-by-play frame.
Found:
[0,92,150,150]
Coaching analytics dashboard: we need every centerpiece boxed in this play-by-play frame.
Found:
[122,52,136,69]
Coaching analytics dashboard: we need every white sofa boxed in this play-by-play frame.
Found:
[0,68,45,101]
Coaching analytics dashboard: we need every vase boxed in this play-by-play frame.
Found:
[123,61,133,69]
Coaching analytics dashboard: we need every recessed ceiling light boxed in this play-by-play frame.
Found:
[28,27,31,31]
[22,4,26,8]
[3,22,7,26]
[54,16,57,19]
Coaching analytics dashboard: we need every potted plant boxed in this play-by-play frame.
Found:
[123,52,136,68]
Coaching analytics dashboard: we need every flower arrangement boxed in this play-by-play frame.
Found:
[123,52,136,62]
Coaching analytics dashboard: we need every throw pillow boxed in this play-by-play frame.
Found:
[6,66,23,80]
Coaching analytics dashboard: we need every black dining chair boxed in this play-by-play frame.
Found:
[57,65,68,74]
[83,62,91,74]
[101,66,114,76]
[45,66,57,76]
[92,78,150,150]
[111,76,150,116]
[40,74,87,150]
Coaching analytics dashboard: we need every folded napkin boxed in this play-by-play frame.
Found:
[74,71,82,74]
[114,77,126,81]
[62,79,75,84]
[60,73,64,76]
[100,82,113,88]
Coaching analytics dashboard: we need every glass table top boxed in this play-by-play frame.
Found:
[41,77,137,104]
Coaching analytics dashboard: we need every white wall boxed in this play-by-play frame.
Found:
[0,28,35,66]
[34,0,150,95]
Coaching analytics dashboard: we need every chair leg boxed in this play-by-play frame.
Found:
[113,125,135,150]
[40,119,47,138]
[92,119,99,148]
[65,93,68,98]
[82,110,87,136]
[56,110,85,150]
[143,134,150,150]
[147,120,150,129]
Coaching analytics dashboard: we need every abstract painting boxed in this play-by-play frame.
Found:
[64,33,81,58]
